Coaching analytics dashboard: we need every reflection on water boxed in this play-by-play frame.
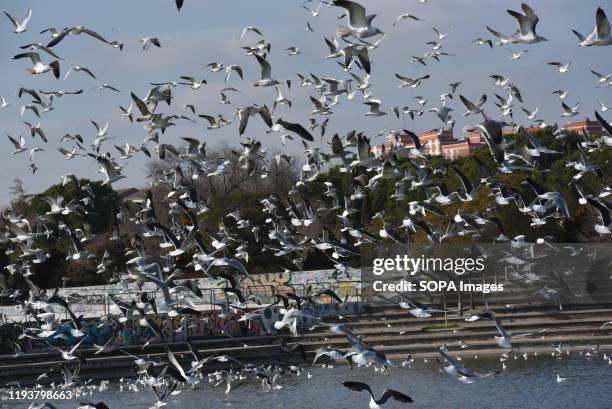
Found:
[5,355,612,409]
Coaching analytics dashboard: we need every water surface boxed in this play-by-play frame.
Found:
[4,354,612,409]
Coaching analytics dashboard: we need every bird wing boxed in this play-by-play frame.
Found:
[508,4,538,36]
[166,347,189,380]
[403,129,421,150]
[82,28,109,43]
[238,109,249,135]
[486,26,510,41]
[587,198,611,226]
[378,389,413,405]
[2,10,18,28]
[13,52,41,64]
[22,9,32,26]
[46,29,70,47]
[7,135,22,149]
[310,96,324,110]
[519,126,540,148]
[255,55,271,79]
[130,92,150,116]
[277,119,314,141]
[232,65,244,80]
[595,111,612,137]
[258,105,273,127]
[453,167,473,193]
[342,380,372,395]
[334,0,367,28]
[459,94,478,111]
[81,67,96,79]
[596,7,611,38]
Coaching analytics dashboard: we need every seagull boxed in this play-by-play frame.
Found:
[225,65,244,82]
[393,13,422,26]
[119,103,133,122]
[519,126,559,155]
[438,345,499,383]
[179,76,207,90]
[399,298,446,317]
[459,94,487,117]
[49,337,86,361]
[487,3,547,44]
[561,101,580,117]
[87,153,125,185]
[432,26,450,40]
[572,7,612,46]
[13,52,60,79]
[467,311,546,348]
[64,66,96,80]
[364,99,386,116]
[342,381,413,408]
[311,96,332,115]
[552,90,569,100]
[586,198,611,234]
[240,26,263,40]
[7,135,27,155]
[286,46,301,56]
[591,70,612,84]
[333,0,384,39]
[1,96,9,108]
[473,38,493,48]
[302,2,323,17]
[395,74,429,88]
[46,26,109,47]
[509,49,528,60]
[596,98,609,112]
[95,83,121,92]
[428,106,454,125]
[206,62,224,72]
[548,61,571,73]
[490,75,510,87]
[253,55,280,87]
[141,37,161,50]
[23,122,47,142]
[521,106,539,119]
[2,8,32,33]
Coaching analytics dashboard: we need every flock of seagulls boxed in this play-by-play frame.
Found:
[1,1,611,408]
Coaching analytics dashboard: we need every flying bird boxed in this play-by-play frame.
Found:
[2,8,32,33]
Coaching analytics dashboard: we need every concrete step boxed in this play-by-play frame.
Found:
[3,305,612,387]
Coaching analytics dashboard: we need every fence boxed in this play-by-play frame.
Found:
[0,278,362,323]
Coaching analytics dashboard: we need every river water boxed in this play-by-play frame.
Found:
[4,354,612,409]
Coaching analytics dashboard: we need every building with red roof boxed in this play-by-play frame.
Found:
[372,128,483,160]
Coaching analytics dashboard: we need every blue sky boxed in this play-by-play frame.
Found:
[0,0,610,203]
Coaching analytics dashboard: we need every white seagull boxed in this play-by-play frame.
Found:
[13,52,60,79]
[239,26,263,40]
[487,3,547,44]
[364,99,386,116]
[561,101,580,117]
[548,61,571,73]
[2,8,32,33]
[572,7,612,46]
[332,0,384,39]
[141,37,161,50]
